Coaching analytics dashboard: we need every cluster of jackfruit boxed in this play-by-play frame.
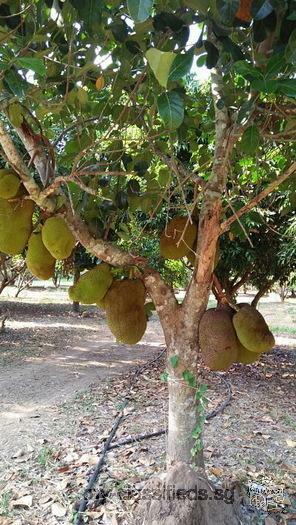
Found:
[160,216,198,260]
[0,169,21,199]
[0,198,34,255]
[26,217,76,279]
[68,264,113,305]
[104,279,147,344]
[199,304,275,371]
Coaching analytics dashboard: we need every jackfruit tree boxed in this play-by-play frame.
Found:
[0,1,295,523]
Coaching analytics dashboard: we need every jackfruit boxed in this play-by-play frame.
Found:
[0,198,34,255]
[68,264,113,304]
[236,342,261,364]
[160,217,197,260]
[26,232,56,280]
[42,217,75,260]
[199,308,238,371]
[97,296,106,310]
[233,305,275,353]
[104,279,147,344]
[0,169,21,199]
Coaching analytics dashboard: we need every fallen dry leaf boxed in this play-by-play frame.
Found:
[51,502,67,517]
[11,495,33,508]
[281,462,296,474]
[286,439,296,448]
[210,466,223,477]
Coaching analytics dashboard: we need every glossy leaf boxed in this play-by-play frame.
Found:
[168,49,194,81]
[240,125,261,154]
[277,79,296,98]
[146,48,175,87]
[216,0,240,24]
[157,91,184,129]
[204,40,219,69]
[17,57,46,76]
[127,0,153,22]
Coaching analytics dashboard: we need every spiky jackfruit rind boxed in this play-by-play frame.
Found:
[0,198,34,255]
[160,216,197,260]
[26,232,56,280]
[68,264,113,305]
[104,279,147,344]
[199,308,238,371]
[0,169,21,199]
[42,217,75,260]
[233,305,275,353]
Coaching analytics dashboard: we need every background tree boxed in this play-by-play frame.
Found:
[0,1,295,523]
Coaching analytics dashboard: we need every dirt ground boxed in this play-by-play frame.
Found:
[0,287,295,525]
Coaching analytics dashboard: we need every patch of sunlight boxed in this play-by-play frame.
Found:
[275,336,296,347]
[8,320,98,331]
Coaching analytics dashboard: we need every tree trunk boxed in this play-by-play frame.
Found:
[167,338,203,469]
[251,279,275,308]
[72,266,80,313]
[135,334,243,525]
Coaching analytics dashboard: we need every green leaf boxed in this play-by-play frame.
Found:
[219,36,245,62]
[237,99,255,124]
[17,57,46,76]
[168,49,194,81]
[251,78,277,94]
[216,0,239,24]
[170,355,180,368]
[146,48,175,88]
[277,79,296,98]
[265,53,285,77]
[157,91,184,129]
[252,0,273,20]
[204,40,219,69]
[160,371,169,382]
[182,369,196,388]
[8,102,23,127]
[127,0,153,23]
[3,69,28,97]
[240,125,261,154]
[69,0,102,35]
[234,61,263,80]
[285,29,296,65]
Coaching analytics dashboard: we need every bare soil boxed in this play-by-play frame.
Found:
[0,287,295,525]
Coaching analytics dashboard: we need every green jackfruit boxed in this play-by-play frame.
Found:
[236,342,261,364]
[104,279,147,344]
[233,304,275,353]
[26,232,56,280]
[0,169,21,199]
[68,264,113,304]
[42,217,75,260]
[0,198,34,255]
[160,216,197,260]
[199,308,238,371]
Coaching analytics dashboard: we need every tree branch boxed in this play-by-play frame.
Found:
[220,161,296,234]
[183,64,242,329]
[0,121,56,211]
